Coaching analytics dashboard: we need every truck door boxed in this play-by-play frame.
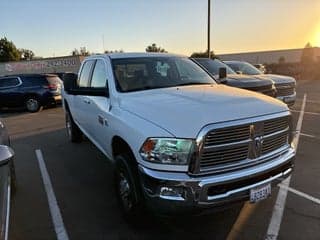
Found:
[85,59,111,152]
[72,60,95,134]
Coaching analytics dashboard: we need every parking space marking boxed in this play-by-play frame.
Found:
[278,184,320,205]
[290,109,320,116]
[36,149,69,240]
[300,133,319,139]
[265,93,307,240]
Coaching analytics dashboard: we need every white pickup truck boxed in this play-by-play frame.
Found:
[62,53,295,217]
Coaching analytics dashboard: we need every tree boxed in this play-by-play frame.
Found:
[71,47,90,56]
[190,50,218,59]
[104,49,124,54]
[301,42,314,64]
[145,43,167,53]
[0,37,20,62]
[19,48,35,60]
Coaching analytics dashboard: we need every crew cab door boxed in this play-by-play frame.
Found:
[85,59,111,152]
[71,60,95,133]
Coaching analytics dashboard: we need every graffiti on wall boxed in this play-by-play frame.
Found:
[4,58,78,72]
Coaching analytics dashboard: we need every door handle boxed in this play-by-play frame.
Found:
[83,99,91,104]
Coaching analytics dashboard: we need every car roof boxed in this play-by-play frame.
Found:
[86,52,186,60]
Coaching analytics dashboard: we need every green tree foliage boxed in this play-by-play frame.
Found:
[145,43,167,53]
[71,47,90,56]
[0,37,20,62]
[104,49,124,54]
[19,48,35,60]
[301,42,314,64]
[190,50,218,59]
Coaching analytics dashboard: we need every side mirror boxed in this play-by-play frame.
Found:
[63,73,78,93]
[219,67,227,79]
[0,145,14,165]
[236,70,243,74]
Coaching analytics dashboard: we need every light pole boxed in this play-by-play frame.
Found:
[207,0,211,59]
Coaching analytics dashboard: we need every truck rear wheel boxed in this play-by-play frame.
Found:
[114,154,144,220]
[65,111,82,143]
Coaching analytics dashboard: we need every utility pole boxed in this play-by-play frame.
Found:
[207,0,211,59]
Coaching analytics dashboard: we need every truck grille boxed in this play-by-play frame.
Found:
[276,84,295,97]
[198,115,290,173]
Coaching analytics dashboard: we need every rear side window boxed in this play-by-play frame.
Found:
[91,60,107,88]
[22,76,47,87]
[79,60,94,87]
[0,77,20,88]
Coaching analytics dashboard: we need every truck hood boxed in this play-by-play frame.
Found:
[223,74,273,88]
[118,85,288,138]
[255,74,296,85]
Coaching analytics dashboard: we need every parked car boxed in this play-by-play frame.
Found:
[0,74,62,112]
[0,119,16,240]
[225,61,296,106]
[63,53,295,218]
[192,58,276,97]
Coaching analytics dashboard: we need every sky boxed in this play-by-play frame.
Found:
[1,0,320,57]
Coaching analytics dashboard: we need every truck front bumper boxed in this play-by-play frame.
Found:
[277,92,296,106]
[138,147,295,215]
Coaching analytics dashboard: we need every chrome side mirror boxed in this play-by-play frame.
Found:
[0,145,14,165]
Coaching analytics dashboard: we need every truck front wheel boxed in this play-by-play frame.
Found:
[114,154,144,220]
[65,111,82,143]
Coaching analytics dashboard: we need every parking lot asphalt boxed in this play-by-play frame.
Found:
[1,79,320,240]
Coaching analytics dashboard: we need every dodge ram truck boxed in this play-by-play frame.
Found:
[62,53,295,217]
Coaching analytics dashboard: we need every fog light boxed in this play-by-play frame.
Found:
[159,186,185,201]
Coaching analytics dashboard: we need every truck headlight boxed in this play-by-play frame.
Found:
[139,138,194,165]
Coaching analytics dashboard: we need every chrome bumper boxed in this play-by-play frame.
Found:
[277,92,296,106]
[138,147,295,215]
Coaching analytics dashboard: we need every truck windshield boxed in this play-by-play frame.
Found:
[193,58,236,75]
[112,57,216,92]
[227,62,262,75]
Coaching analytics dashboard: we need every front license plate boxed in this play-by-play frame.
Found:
[250,184,271,203]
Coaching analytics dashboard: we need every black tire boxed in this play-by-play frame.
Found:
[65,111,82,143]
[25,96,42,113]
[114,154,144,220]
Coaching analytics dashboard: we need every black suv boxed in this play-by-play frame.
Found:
[0,74,62,112]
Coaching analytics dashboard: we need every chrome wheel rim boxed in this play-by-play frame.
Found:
[119,172,132,210]
[26,99,39,111]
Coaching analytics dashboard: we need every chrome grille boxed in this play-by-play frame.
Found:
[204,125,250,146]
[262,132,288,154]
[276,83,295,97]
[198,115,290,174]
[264,117,289,135]
[277,87,295,96]
[200,145,248,169]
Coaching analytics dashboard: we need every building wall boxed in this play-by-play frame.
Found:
[0,55,85,76]
[219,48,320,64]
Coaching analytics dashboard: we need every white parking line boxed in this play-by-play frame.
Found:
[265,93,307,240]
[290,109,320,116]
[300,133,319,139]
[278,184,320,205]
[36,149,69,240]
